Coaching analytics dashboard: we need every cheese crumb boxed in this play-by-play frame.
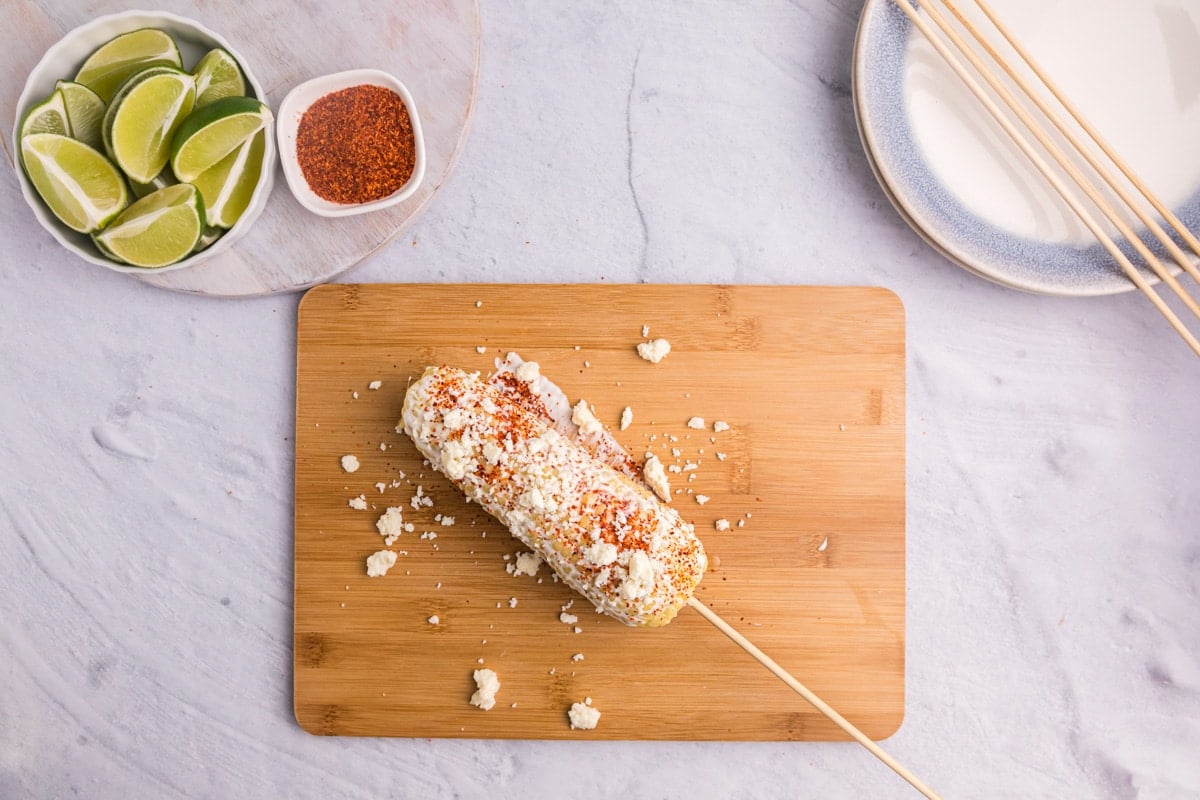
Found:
[571,653,584,662]
[716,452,727,461]
[515,360,540,383]
[374,481,386,493]
[572,400,602,435]
[352,391,359,399]
[582,541,618,566]
[560,611,579,625]
[687,417,705,430]
[476,346,487,354]
[470,668,500,711]
[695,495,710,505]
[569,698,601,730]
[376,507,405,545]
[713,420,730,432]
[348,494,368,510]
[508,597,518,608]
[366,550,397,577]
[507,551,542,577]
[340,454,360,473]
[475,300,483,308]
[636,338,671,364]
[368,380,382,390]
[620,406,633,430]
[641,324,650,337]
[441,516,456,526]
[715,519,731,531]
[642,453,671,502]
[428,615,440,625]
[619,551,655,600]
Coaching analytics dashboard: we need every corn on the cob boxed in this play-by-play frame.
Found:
[400,364,707,627]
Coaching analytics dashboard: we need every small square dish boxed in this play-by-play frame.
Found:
[276,69,425,218]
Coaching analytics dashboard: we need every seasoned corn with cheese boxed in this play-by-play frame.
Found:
[400,365,707,627]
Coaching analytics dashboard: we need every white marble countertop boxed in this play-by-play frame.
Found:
[2,1,1197,798]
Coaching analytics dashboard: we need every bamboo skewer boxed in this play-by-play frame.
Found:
[686,598,943,800]
[891,0,1200,357]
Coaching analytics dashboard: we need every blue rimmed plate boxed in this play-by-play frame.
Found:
[852,0,1200,296]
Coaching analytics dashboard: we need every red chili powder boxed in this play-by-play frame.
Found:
[295,84,416,204]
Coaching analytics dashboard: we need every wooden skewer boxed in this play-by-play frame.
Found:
[686,597,943,800]
[922,0,1200,319]
[891,0,1200,357]
[964,0,1200,287]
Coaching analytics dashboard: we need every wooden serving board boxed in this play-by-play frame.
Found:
[294,284,906,740]
[3,0,478,297]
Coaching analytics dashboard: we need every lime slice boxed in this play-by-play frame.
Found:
[128,171,177,199]
[56,80,106,150]
[103,67,196,183]
[74,28,182,102]
[19,91,70,139]
[192,48,246,108]
[190,128,265,228]
[92,183,204,268]
[170,96,270,182]
[20,133,129,233]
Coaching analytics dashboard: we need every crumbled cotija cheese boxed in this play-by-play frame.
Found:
[636,338,671,364]
[441,516,456,526]
[619,551,655,600]
[340,454,360,473]
[571,400,603,436]
[470,668,500,711]
[571,653,584,662]
[508,597,518,608]
[428,615,440,625]
[569,698,601,730]
[641,325,650,337]
[582,541,618,567]
[506,550,542,577]
[642,453,671,502]
[348,494,368,510]
[713,420,730,432]
[714,519,731,531]
[620,406,633,431]
[560,611,579,625]
[515,360,541,383]
[376,507,405,545]
[687,417,705,430]
[695,495,710,505]
[368,380,382,390]
[366,550,397,577]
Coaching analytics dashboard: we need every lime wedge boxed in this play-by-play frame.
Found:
[56,80,106,150]
[92,183,204,268]
[192,48,246,108]
[170,96,270,182]
[19,91,70,139]
[74,28,182,102]
[20,133,129,233]
[103,66,196,183]
[190,128,265,228]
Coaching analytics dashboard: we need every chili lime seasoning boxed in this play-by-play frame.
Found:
[295,84,416,204]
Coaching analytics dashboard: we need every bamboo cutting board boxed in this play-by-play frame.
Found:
[294,284,905,740]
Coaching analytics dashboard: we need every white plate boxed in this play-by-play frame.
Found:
[11,9,275,275]
[853,0,1200,296]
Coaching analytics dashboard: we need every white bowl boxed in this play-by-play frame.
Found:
[276,69,425,217]
[10,9,276,274]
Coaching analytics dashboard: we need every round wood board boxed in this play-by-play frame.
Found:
[2,0,480,297]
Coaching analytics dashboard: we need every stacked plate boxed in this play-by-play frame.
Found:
[852,0,1200,296]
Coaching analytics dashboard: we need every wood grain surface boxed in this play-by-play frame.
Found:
[3,0,479,297]
[294,284,906,740]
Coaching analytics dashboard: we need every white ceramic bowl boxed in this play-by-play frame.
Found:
[11,9,276,274]
[276,69,425,217]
